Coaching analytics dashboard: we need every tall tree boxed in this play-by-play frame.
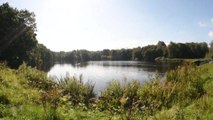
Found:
[132,47,142,60]
[168,42,208,58]
[0,3,37,68]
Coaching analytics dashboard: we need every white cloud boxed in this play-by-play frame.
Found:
[198,21,207,27]
[208,31,213,39]
[211,18,213,23]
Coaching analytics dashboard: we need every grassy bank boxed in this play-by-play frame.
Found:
[155,57,198,63]
[150,63,213,119]
[0,62,213,119]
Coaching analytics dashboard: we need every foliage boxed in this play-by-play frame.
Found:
[96,63,209,119]
[96,80,140,119]
[132,47,142,60]
[166,64,206,102]
[0,3,37,68]
[54,41,209,62]
[57,75,96,107]
[27,44,54,70]
[0,3,54,69]
[151,63,213,120]
[168,42,208,58]
[0,61,213,119]
[17,63,55,90]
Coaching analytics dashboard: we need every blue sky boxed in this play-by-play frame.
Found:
[1,0,213,51]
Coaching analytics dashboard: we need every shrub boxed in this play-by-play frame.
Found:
[57,75,95,108]
[17,63,55,90]
[97,80,141,119]
[97,64,208,118]
[166,64,207,106]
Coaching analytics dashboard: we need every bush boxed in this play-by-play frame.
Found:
[166,64,207,106]
[97,80,141,119]
[57,75,95,108]
[17,63,55,90]
[97,64,208,118]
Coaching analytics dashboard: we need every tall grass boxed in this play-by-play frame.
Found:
[57,74,96,108]
[97,63,209,119]
[0,62,212,119]
[97,79,141,119]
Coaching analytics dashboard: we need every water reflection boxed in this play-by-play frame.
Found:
[48,61,180,93]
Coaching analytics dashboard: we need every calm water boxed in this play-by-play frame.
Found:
[48,61,180,93]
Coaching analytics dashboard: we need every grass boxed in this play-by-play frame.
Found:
[0,63,44,119]
[201,62,213,74]
[155,57,198,63]
[0,62,213,119]
[150,62,213,120]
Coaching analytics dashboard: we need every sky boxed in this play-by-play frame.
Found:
[1,0,213,51]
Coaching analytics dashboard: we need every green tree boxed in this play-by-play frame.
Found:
[111,50,119,60]
[168,42,208,59]
[141,45,163,61]
[157,41,168,57]
[89,51,101,61]
[79,50,90,62]
[132,47,142,60]
[0,3,37,68]
[101,49,110,60]
[140,41,167,61]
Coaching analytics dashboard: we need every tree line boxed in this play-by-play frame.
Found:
[0,3,212,70]
[55,41,209,63]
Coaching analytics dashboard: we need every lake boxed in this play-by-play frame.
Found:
[48,61,180,94]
